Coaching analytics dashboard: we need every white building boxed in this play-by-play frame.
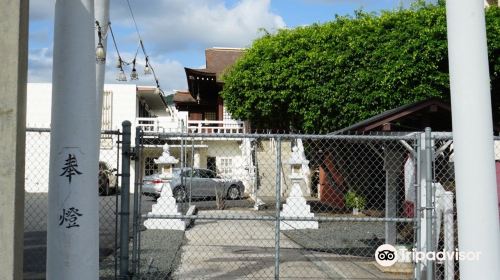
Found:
[24,81,257,196]
[25,83,172,193]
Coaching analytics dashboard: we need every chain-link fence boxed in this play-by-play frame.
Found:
[132,131,423,279]
[23,126,496,279]
[23,127,122,279]
[430,133,500,280]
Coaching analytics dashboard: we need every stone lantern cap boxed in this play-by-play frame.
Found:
[287,146,309,166]
[154,143,179,165]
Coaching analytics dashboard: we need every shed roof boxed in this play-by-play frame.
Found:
[332,98,453,134]
[333,98,500,134]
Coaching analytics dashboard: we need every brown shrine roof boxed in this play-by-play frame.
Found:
[185,48,244,82]
[173,90,196,103]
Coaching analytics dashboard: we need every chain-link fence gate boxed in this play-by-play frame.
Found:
[23,125,493,279]
[23,127,123,279]
[129,130,436,280]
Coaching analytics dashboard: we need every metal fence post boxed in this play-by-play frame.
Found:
[425,127,434,279]
[131,127,142,276]
[274,137,282,280]
[119,121,131,278]
[415,134,422,280]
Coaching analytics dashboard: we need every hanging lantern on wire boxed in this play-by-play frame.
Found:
[144,57,152,75]
[96,42,106,64]
[95,21,106,64]
[117,66,127,82]
[154,79,161,94]
[130,59,139,80]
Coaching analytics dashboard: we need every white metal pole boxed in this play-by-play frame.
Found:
[47,1,99,279]
[446,0,500,279]
[95,0,110,130]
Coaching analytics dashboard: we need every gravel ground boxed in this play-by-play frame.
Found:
[134,229,185,279]
[282,221,386,258]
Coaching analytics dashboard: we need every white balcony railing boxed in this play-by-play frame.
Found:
[135,117,246,134]
[186,120,245,134]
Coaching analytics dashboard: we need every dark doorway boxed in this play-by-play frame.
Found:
[207,157,216,172]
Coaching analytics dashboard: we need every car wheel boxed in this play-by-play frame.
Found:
[227,185,240,200]
[173,186,187,202]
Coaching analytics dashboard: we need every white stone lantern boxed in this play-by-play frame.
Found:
[280,146,318,230]
[144,143,185,230]
[288,146,307,180]
[154,143,179,180]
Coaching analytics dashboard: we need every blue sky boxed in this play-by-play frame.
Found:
[28,0,414,94]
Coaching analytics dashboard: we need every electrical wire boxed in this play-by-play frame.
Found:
[108,23,122,61]
[97,0,166,98]
[124,0,162,91]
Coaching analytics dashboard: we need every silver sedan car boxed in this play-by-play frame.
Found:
[142,168,245,202]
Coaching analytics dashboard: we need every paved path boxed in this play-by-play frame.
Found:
[172,210,412,280]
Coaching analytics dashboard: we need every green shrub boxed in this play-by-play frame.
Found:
[345,190,366,210]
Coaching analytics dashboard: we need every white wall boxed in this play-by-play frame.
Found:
[26,83,52,127]
[25,83,138,193]
[27,83,137,130]
[104,84,137,130]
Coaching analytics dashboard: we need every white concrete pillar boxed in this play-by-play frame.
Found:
[446,0,500,279]
[47,1,99,279]
[0,1,29,279]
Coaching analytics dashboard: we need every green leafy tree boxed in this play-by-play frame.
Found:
[221,3,500,133]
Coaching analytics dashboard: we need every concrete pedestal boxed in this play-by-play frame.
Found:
[280,182,318,230]
[144,183,185,230]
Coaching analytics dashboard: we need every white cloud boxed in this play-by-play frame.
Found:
[27,0,285,92]
[110,0,285,53]
[28,48,53,82]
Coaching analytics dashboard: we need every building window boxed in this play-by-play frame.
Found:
[205,112,216,121]
[219,157,233,177]
[145,157,158,176]
[100,90,113,149]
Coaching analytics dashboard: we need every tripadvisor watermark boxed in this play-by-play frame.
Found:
[375,244,481,267]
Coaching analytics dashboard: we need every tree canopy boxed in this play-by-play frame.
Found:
[220,3,500,133]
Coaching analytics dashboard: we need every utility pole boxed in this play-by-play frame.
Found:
[47,1,100,279]
[0,1,29,279]
[95,0,110,129]
[446,0,500,279]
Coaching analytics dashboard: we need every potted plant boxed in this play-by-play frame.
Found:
[345,190,366,215]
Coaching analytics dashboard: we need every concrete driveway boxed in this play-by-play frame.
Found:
[171,210,411,280]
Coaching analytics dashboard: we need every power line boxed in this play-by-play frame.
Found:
[123,0,163,92]
[98,0,166,96]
